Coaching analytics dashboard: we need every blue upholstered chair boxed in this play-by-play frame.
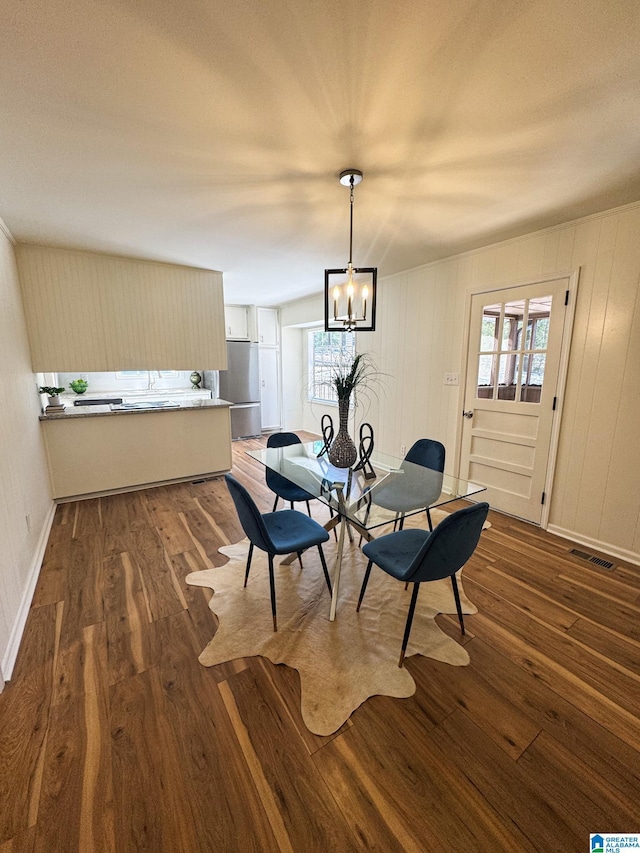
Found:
[266,431,338,540]
[357,502,489,666]
[368,438,446,532]
[266,432,315,514]
[225,474,332,631]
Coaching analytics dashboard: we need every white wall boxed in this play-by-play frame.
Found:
[282,202,640,563]
[0,222,54,682]
[280,294,323,328]
[280,327,304,429]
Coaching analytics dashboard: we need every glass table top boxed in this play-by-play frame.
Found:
[248,440,486,532]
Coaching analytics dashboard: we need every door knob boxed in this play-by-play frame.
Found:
[462,410,474,419]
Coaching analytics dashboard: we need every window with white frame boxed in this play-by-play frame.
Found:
[115,370,148,380]
[307,330,356,403]
[115,370,178,380]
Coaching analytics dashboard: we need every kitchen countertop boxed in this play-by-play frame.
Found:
[39,397,233,420]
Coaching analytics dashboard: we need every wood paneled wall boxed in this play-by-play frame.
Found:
[282,202,640,562]
[17,245,227,371]
[0,225,53,680]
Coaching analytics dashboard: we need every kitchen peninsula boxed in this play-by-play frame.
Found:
[40,397,233,499]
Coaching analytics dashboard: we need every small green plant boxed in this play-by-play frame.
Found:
[69,378,88,394]
[39,386,65,396]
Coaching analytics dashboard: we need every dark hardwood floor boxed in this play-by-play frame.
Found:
[1,435,639,851]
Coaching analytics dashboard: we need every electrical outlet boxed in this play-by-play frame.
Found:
[400,444,406,456]
[444,372,459,386]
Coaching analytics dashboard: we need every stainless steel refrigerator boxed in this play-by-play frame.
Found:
[218,341,262,439]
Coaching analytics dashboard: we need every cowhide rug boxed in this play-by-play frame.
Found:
[186,509,479,735]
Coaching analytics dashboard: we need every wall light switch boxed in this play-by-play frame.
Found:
[444,373,459,386]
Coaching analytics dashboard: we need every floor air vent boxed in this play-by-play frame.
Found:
[569,548,615,570]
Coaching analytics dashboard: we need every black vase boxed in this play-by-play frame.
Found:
[328,397,358,468]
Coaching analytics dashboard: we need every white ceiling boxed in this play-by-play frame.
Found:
[2,0,640,306]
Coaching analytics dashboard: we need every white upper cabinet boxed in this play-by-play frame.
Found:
[224,305,249,340]
[256,307,279,347]
[17,245,227,371]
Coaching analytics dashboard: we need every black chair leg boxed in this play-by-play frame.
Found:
[272,495,279,512]
[317,545,332,594]
[244,543,254,587]
[356,560,373,612]
[398,513,405,531]
[399,583,421,667]
[268,554,277,632]
[297,550,304,569]
[306,500,312,517]
[290,501,294,509]
[426,507,434,531]
[451,573,465,635]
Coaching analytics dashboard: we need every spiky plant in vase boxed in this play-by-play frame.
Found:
[328,353,381,468]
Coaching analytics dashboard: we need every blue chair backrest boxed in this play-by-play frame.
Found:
[267,432,302,450]
[408,502,489,582]
[225,474,274,553]
[266,432,303,494]
[404,438,446,473]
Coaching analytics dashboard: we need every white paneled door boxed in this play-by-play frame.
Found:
[460,275,575,524]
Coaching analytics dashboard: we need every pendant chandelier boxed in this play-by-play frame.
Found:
[324,169,377,332]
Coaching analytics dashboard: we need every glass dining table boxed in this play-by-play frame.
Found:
[248,440,486,620]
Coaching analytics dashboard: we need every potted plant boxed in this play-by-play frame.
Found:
[69,378,88,394]
[39,385,65,406]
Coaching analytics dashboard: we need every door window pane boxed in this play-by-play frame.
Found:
[476,354,495,397]
[497,353,519,399]
[501,300,525,351]
[497,352,517,385]
[533,316,550,349]
[481,306,500,352]
[520,353,546,402]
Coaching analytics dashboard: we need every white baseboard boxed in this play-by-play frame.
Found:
[1,501,57,680]
[547,524,640,568]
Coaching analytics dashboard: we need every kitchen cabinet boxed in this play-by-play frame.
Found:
[41,404,232,498]
[256,307,281,429]
[259,347,281,430]
[18,244,226,371]
[224,305,249,340]
[256,307,279,347]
